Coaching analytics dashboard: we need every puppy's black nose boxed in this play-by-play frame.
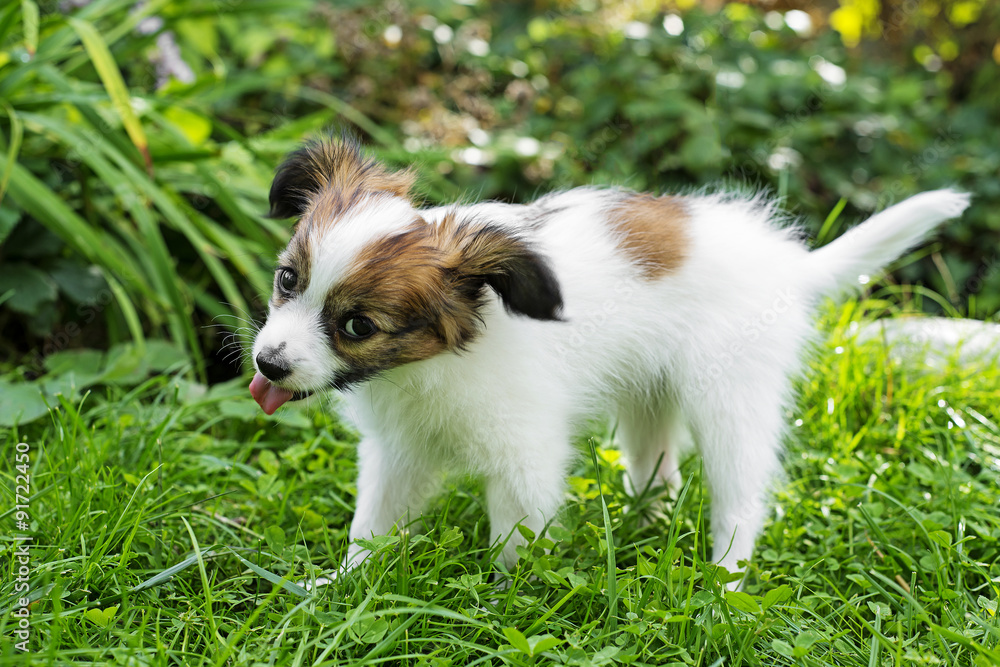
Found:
[256,348,291,383]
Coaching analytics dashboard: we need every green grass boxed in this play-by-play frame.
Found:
[2,302,999,666]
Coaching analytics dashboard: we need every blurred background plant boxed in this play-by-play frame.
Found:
[0,0,997,409]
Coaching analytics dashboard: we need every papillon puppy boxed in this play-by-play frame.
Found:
[249,135,969,587]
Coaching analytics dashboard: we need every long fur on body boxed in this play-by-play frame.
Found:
[249,136,970,587]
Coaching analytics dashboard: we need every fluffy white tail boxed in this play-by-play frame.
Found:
[809,189,970,296]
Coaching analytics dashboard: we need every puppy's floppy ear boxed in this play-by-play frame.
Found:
[447,220,563,321]
[269,134,416,219]
[269,142,325,219]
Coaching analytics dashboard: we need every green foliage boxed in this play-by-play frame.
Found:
[1,301,999,664]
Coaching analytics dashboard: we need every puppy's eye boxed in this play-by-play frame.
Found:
[342,315,377,340]
[277,268,297,293]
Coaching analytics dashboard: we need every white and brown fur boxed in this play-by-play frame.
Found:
[250,135,970,588]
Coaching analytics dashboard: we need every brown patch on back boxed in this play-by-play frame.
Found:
[609,194,689,279]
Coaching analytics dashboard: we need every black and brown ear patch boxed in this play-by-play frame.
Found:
[269,134,416,219]
[437,215,563,323]
[327,213,563,357]
[609,194,689,279]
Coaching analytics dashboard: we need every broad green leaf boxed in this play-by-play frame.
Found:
[978,596,997,616]
[44,349,104,376]
[39,371,98,401]
[48,258,108,306]
[264,525,286,556]
[503,627,531,654]
[354,534,399,552]
[0,159,154,304]
[592,645,620,665]
[772,639,794,657]
[163,106,212,146]
[0,380,49,426]
[145,340,189,372]
[929,530,953,548]
[0,264,57,314]
[101,342,149,385]
[762,584,793,610]
[529,634,562,655]
[84,605,118,628]
[866,601,892,618]
[350,618,389,644]
[725,590,761,615]
[439,526,463,548]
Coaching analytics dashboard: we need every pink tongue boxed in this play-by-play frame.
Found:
[249,372,294,415]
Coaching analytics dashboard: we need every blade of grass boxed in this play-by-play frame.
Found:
[588,439,618,636]
[29,95,256,323]
[60,0,172,77]
[226,547,309,598]
[33,68,260,324]
[67,16,152,173]
[816,197,848,246]
[131,548,217,592]
[104,271,146,353]
[0,4,19,46]
[211,570,293,667]
[146,107,275,248]
[0,100,23,204]
[180,517,220,648]
[20,0,38,57]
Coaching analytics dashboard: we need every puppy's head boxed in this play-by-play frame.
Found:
[249,136,562,414]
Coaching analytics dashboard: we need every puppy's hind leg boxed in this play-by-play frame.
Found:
[685,378,785,591]
[618,400,688,501]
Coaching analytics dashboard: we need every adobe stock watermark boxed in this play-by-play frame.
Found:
[547,116,632,193]
[10,441,33,652]
[736,86,828,178]
[692,288,800,395]
[965,252,999,297]
[26,288,115,369]
[874,125,960,210]
[553,277,642,359]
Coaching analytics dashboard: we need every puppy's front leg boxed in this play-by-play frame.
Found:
[344,437,442,571]
[484,435,571,569]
